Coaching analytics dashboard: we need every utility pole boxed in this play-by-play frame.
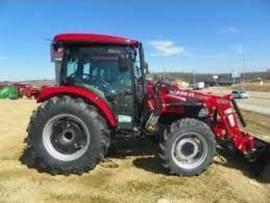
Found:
[193,70,196,85]
[242,59,246,84]
[163,67,166,80]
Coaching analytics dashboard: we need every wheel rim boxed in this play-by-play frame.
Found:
[171,132,208,170]
[42,114,90,162]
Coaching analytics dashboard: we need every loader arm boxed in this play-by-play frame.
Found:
[145,81,262,156]
[209,95,255,154]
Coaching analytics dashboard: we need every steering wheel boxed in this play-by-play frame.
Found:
[81,73,91,81]
[95,79,112,92]
[114,74,132,94]
[68,73,91,83]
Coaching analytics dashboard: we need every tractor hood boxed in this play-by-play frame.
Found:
[145,80,232,116]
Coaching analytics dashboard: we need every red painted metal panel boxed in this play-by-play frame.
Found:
[145,81,256,154]
[53,33,139,46]
[37,85,117,127]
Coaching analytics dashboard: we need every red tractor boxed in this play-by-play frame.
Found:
[25,33,269,176]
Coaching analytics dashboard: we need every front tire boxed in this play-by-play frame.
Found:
[26,96,110,175]
[158,118,216,176]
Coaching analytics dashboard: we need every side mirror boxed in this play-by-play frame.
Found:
[119,55,132,71]
[51,44,64,62]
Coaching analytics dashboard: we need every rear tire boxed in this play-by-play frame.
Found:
[158,118,216,176]
[26,96,110,175]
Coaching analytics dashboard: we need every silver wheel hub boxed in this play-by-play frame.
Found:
[171,132,208,170]
[176,138,199,160]
[61,129,75,144]
[42,114,90,162]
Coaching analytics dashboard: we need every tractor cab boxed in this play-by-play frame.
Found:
[51,33,148,129]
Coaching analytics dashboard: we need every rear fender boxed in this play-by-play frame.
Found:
[36,86,117,127]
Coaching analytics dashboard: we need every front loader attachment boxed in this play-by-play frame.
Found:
[212,95,270,178]
[232,98,270,160]
[251,137,270,179]
[231,98,270,178]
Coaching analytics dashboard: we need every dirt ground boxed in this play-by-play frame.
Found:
[0,99,270,203]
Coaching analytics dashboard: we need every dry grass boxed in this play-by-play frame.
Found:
[243,111,270,142]
[0,99,270,203]
[233,80,270,92]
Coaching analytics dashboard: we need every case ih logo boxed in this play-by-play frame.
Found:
[217,98,230,105]
[169,89,210,101]
[169,90,195,98]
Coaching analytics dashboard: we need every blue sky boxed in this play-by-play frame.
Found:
[0,0,270,81]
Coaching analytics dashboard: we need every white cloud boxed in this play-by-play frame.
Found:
[149,40,185,56]
[219,26,239,34]
[232,44,244,54]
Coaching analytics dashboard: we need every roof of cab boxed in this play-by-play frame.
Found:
[53,33,139,46]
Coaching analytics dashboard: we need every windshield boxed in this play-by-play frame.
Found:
[61,45,142,123]
[62,46,136,98]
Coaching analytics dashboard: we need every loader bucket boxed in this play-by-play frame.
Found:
[261,162,270,180]
[253,137,270,180]
[232,98,270,179]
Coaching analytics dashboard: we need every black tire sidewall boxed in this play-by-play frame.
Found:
[160,120,216,176]
[30,97,107,171]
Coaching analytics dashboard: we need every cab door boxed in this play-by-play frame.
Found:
[109,64,134,129]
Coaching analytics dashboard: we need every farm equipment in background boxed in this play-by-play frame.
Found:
[24,33,270,176]
[0,85,20,99]
[0,83,39,99]
[19,84,40,99]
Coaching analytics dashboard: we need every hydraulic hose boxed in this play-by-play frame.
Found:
[232,98,246,127]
